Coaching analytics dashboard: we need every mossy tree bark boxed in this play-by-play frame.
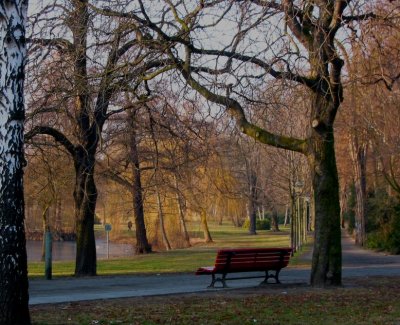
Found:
[307,125,342,286]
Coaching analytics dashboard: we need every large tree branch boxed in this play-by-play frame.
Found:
[25,126,76,157]
[282,0,312,49]
[342,12,377,23]
[189,47,316,88]
[178,66,306,154]
[99,169,133,194]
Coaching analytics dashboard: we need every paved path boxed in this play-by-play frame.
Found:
[29,232,400,305]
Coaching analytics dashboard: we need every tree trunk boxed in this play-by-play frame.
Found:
[55,197,62,236]
[271,208,280,232]
[308,127,342,287]
[41,204,50,261]
[174,175,190,247]
[248,170,258,235]
[0,1,30,323]
[200,208,213,243]
[73,152,97,276]
[350,138,368,246]
[339,184,348,229]
[155,185,171,250]
[284,205,289,226]
[130,112,152,254]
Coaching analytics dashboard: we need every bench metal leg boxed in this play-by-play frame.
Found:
[207,274,228,288]
[260,269,281,285]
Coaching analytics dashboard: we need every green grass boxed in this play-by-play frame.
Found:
[30,277,400,324]
[28,223,311,278]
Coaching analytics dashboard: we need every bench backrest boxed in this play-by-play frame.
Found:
[213,248,292,273]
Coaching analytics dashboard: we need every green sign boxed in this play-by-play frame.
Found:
[105,223,112,232]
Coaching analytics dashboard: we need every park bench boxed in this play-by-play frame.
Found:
[195,247,292,288]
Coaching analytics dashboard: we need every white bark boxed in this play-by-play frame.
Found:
[0,1,30,323]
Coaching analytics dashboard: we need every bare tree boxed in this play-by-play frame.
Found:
[24,0,161,275]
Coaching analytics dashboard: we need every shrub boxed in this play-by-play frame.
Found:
[366,189,400,254]
[242,219,271,231]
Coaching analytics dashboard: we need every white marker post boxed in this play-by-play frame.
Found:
[104,223,112,259]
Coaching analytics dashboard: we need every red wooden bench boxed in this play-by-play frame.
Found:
[195,248,292,288]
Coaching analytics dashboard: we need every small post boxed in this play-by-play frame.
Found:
[104,223,112,259]
[106,230,109,259]
[44,230,52,280]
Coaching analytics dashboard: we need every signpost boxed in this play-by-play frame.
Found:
[105,223,112,259]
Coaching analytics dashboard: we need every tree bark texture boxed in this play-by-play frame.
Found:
[73,150,97,276]
[308,126,342,286]
[0,1,31,323]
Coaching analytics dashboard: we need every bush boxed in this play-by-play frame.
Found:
[366,189,400,254]
[242,219,271,231]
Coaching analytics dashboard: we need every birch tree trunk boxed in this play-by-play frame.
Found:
[0,1,31,323]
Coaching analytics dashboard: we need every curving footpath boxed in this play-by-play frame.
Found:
[29,232,400,305]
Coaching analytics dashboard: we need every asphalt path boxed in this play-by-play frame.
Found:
[29,232,400,305]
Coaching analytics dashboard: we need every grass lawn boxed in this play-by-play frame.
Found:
[30,276,400,324]
[28,223,311,278]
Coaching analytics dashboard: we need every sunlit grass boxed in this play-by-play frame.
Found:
[28,222,311,278]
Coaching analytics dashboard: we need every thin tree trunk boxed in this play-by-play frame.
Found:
[200,208,213,243]
[174,175,190,247]
[248,170,257,235]
[271,208,280,232]
[339,184,347,229]
[155,184,171,250]
[284,205,289,226]
[55,197,62,236]
[0,1,30,322]
[350,138,368,246]
[257,207,263,220]
[41,204,51,261]
[130,111,152,254]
